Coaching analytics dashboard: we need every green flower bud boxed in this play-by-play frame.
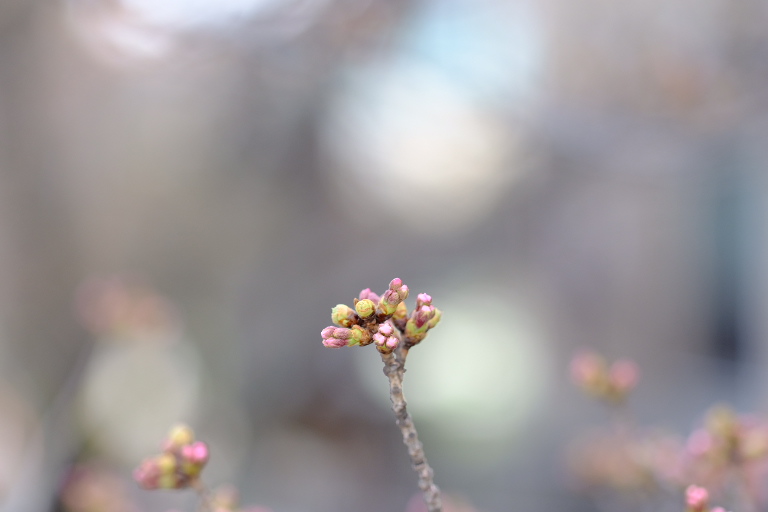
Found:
[331,304,357,327]
[347,325,372,346]
[355,299,376,318]
[405,317,428,339]
[427,308,442,329]
[392,301,408,331]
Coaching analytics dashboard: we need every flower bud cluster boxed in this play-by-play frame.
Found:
[134,424,209,490]
[569,351,639,404]
[320,278,441,353]
[683,406,768,482]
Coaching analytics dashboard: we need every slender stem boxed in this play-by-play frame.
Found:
[191,479,213,512]
[381,349,442,512]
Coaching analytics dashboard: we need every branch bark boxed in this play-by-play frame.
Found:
[381,350,442,512]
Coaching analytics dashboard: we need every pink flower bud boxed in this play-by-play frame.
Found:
[373,333,387,345]
[379,290,402,315]
[133,459,161,489]
[321,326,350,348]
[323,337,349,348]
[386,337,398,349]
[686,485,709,511]
[389,278,403,290]
[182,442,209,465]
[413,305,436,329]
[359,288,380,303]
[332,328,351,339]
[378,322,394,336]
[609,359,639,393]
[416,293,432,308]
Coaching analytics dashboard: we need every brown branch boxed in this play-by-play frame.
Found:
[381,349,442,512]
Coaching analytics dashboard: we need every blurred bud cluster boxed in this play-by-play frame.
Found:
[567,351,768,512]
[134,424,209,490]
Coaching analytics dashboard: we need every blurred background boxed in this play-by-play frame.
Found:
[1,0,768,511]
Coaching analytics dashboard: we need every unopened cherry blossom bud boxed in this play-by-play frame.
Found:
[331,304,357,327]
[416,293,432,308]
[686,485,709,512]
[392,301,408,331]
[379,279,410,315]
[416,305,437,329]
[427,308,441,329]
[389,278,409,301]
[321,326,349,348]
[359,288,380,304]
[348,325,372,346]
[372,322,399,352]
[378,294,399,315]
[355,299,376,318]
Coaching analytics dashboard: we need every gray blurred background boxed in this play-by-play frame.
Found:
[0,0,767,511]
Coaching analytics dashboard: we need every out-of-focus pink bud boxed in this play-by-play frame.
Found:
[609,359,639,393]
[182,442,209,465]
[685,485,709,511]
[133,459,161,489]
